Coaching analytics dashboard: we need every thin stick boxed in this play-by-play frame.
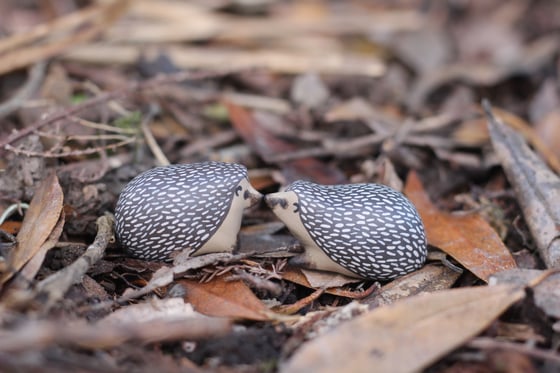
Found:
[0,70,230,152]
[141,104,169,166]
[34,214,114,310]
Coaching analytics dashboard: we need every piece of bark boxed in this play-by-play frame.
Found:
[484,101,560,268]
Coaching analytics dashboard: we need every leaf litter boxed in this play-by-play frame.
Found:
[0,1,560,372]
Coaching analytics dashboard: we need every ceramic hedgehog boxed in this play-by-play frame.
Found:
[265,180,427,280]
[114,162,262,261]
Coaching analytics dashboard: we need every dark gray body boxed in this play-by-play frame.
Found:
[286,180,427,280]
[114,162,248,261]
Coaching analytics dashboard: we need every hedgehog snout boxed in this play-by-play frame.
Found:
[264,195,288,209]
[244,187,263,206]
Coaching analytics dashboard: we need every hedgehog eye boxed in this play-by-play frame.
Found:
[235,185,242,196]
[293,202,299,213]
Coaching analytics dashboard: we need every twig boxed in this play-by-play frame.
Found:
[35,131,132,142]
[0,316,231,352]
[0,70,232,153]
[229,270,283,297]
[0,61,47,119]
[34,213,114,309]
[70,115,138,134]
[141,104,169,166]
[468,337,560,364]
[180,129,238,158]
[4,138,136,158]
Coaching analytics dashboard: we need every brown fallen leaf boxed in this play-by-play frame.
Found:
[226,102,347,184]
[281,284,524,373]
[485,103,560,268]
[17,214,65,285]
[0,172,64,286]
[0,220,21,235]
[405,171,517,282]
[179,276,271,321]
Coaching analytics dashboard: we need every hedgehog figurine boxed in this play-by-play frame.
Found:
[265,180,427,280]
[114,162,262,261]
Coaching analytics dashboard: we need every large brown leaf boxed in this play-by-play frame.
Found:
[405,171,516,282]
[282,285,524,373]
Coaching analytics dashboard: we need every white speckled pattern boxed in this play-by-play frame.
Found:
[114,162,254,261]
[279,180,427,280]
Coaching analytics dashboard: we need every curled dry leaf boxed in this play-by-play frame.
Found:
[281,285,524,373]
[485,104,560,268]
[404,171,517,282]
[0,172,63,286]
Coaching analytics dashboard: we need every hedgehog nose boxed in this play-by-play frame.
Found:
[264,194,287,209]
[244,185,263,207]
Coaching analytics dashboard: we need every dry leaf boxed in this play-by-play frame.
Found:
[179,276,271,321]
[405,171,516,282]
[282,285,524,373]
[19,214,65,283]
[0,173,63,286]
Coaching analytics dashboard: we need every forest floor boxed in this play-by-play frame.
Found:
[1,1,560,372]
